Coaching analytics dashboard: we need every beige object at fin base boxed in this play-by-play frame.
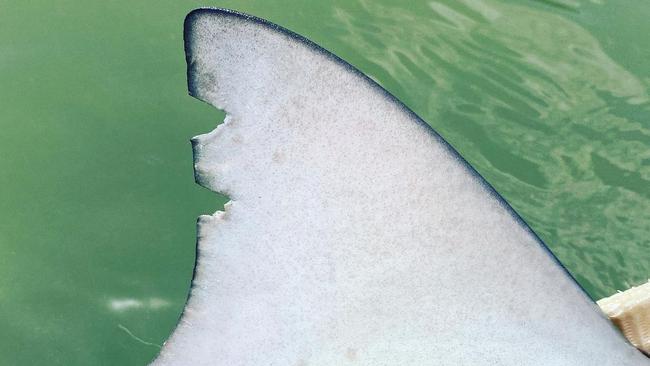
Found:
[599,281,650,355]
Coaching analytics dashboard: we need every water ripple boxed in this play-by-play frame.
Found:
[331,0,650,298]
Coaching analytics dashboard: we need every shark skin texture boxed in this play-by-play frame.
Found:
[152,8,649,366]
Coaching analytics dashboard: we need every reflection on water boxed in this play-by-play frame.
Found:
[328,0,650,299]
[108,297,171,312]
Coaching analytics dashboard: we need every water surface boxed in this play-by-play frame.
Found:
[1,0,649,364]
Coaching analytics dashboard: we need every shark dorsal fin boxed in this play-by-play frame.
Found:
[153,8,646,365]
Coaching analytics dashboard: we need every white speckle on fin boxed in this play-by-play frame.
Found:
[152,8,648,365]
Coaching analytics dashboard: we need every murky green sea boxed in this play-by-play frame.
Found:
[1,0,649,364]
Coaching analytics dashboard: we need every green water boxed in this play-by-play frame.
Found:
[1,0,649,364]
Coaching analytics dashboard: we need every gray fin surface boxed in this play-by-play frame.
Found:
[152,8,648,366]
